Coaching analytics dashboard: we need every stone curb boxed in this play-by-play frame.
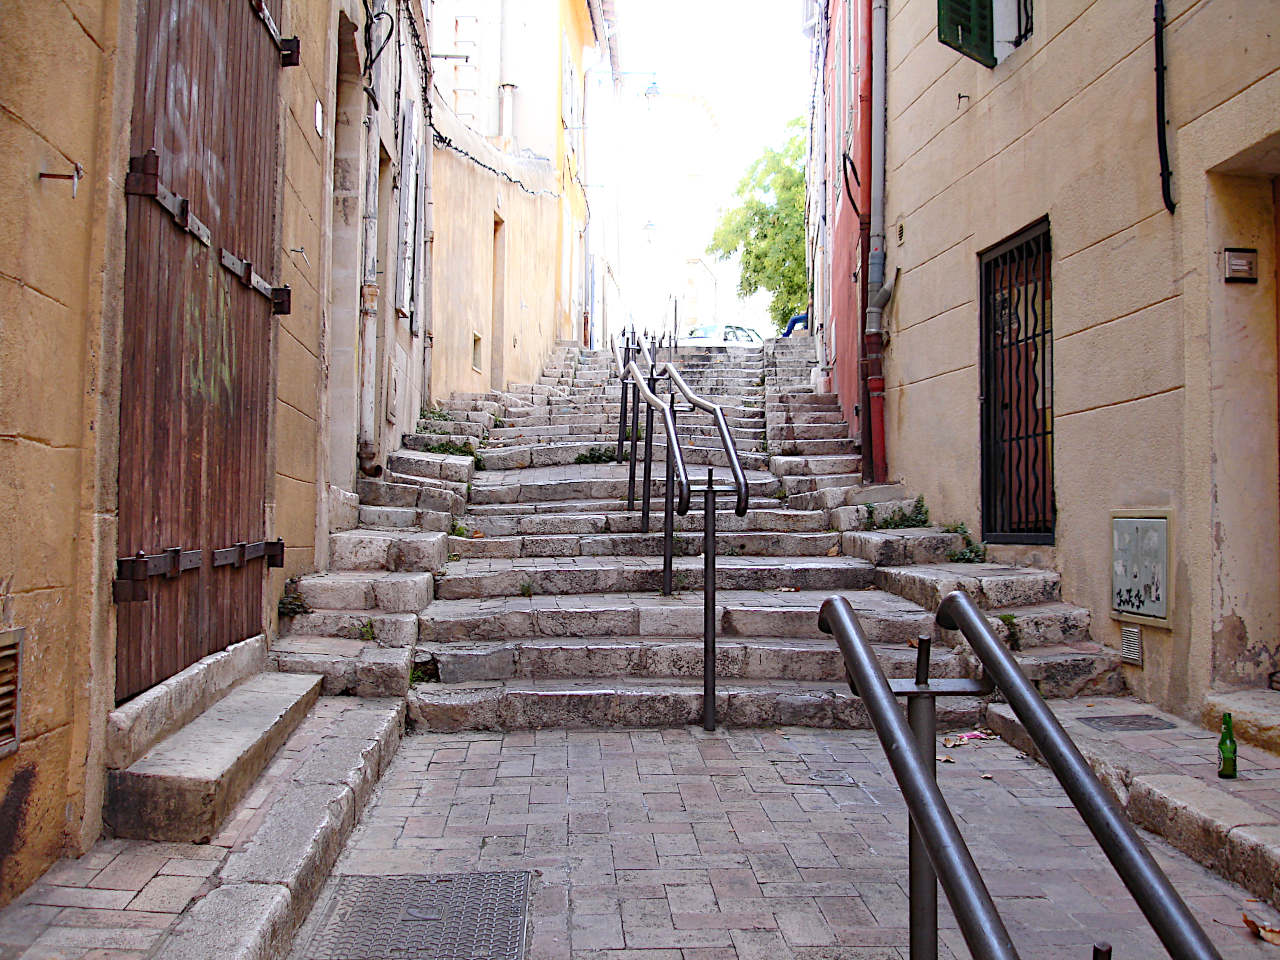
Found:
[152,699,406,960]
[984,702,1280,910]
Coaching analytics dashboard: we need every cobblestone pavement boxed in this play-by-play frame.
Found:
[299,726,1280,960]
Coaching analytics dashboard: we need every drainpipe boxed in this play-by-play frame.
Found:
[862,0,891,484]
[358,0,389,477]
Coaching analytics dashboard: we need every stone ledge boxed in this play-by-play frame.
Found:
[106,634,267,771]
[1203,688,1280,754]
[986,702,1280,910]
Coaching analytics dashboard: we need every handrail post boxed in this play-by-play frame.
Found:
[627,377,640,510]
[662,391,676,595]
[641,365,656,532]
[906,633,938,960]
[703,468,716,731]
[616,338,630,463]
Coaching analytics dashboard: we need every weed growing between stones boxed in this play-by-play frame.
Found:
[410,660,439,684]
[359,619,377,642]
[575,446,615,465]
[943,522,988,563]
[277,582,310,618]
[997,612,1021,650]
[874,496,930,529]
[447,552,461,562]
[450,521,468,538]
[519,581,535,597]
[421,406,453,421]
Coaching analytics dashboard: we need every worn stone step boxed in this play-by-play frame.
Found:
[1201,688,1280,754]
[436,554,869,598]
[156,697,404,960]
[284,609,419,647]
[477,440,768,472]
[781,472,862,495]
[417,635,964,684]
[842,527,965,566]
[874,562,1060,610]
[465,495,786,516]
[771,454,862,476]
[407,676,982,732]
[406,419,485,439]
[420,587,927,643]
[463,506,829,537]
[327,529,449,572]
[449,529,843,560]
[767,423,849,441]
[384,470,469,500]
[806,483,912,514]
[387,449,475,484]
[271,636,413,698]
[104,672,321,843]
[963,643,1125,699]
[469,473,781,505]
[291,570,434,613]
[357,478,466,515]
[356,505,452,532]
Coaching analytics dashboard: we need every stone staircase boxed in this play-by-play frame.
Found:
[272,336,1121,731]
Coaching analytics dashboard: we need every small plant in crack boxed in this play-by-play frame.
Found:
[944,522,988,563]
[410,660,439,684]
[877,496,930,530]
[575,446,615,465]
[358,618,377,642]
[519,581,535,597]
[450,521,469,538]
[277,582,310,618]
[421,406,453,422]
[996,612,1022,651]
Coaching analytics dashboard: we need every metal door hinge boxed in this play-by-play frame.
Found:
[112,547,204,603]
[125,150,212,247]
[220,249,291,314]
[248,0,301,66]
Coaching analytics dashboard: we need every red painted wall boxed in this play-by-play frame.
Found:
[822,0,872,439]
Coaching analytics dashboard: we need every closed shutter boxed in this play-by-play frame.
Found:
[938,0,995,68]
[0,628,21,758]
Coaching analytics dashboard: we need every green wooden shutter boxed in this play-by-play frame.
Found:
[938,0,995,67]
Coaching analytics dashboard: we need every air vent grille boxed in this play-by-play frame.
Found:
[0,628,22,757]
[1120,624,1143,666]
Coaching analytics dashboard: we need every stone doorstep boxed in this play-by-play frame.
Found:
[1203,688,1280,755]
[985,699,1280,911]
[106,634,268,771]
[152,697,405,960]
[407,676,985,733]
[105,673,322,844]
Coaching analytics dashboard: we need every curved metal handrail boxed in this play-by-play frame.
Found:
[659,363,749,516]
[612,338,691,515]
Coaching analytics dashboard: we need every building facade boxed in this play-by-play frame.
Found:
[806,0,1280,719]
[0,0,611,906]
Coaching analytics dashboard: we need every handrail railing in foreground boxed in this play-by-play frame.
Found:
[611,336,690,517]
[660,363,750,517]
[818,596,1019,960]
[819,591,1224,960]
[937,590,1223,960]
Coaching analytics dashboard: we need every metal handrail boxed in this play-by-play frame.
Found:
[659,363,750,516]
[611,337,691,516]
[818,596,1019,960]
[937,591,1222,960]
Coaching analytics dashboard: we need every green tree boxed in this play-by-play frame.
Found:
[708,120,807,332]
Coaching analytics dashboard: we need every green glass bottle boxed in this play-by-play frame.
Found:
[1218,712,1237,779]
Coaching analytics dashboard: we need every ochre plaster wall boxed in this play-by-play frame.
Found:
[880,0,1280,717]
[0,0,134,903]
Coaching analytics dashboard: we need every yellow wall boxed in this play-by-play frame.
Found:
[0,0,134,902]
[881,0,1280,717]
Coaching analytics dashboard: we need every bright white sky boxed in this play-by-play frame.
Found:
[595,0,814,337]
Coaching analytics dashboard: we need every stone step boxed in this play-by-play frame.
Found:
[463,506,830,537]
[804,482,912,514]
[874,562,1061,610]
[772,438,859,458]
[1201,688,1280,754]
[488,423,765,442]
[284,609,419,647]
[465,495,787,516]
[448,529,844,560]
[407,676,982,732]
[469,473,781,505]
[409,418,485,438]
[357,477,466,515]
[357,505,452,531]
[328,529,449,572]
[271,636,413,697]
[770,454,863,476]
[781,472,863,495]
[418,635,962,684]
[962,642,1125,699]
[384,469,470,499]
[435,555,871,599]
[768,411,846,425]
[502,410,764,429]
[291,570,435,612]
[421,588,931,643]
[477,440,769,472]
[103,672,321,843]
[767,423,849,441]
[843,527,966,566]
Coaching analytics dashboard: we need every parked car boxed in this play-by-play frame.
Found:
[677,323,765,348]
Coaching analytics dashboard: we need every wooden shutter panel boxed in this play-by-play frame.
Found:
[938,0,996,68]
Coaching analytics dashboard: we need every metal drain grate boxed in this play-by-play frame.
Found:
[1077,714,1177,733]
[303,872,531,960]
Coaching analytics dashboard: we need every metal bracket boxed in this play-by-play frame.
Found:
[125,151,212,247]
[248,0,301,66]
[220,249,292,314]
[212,538,285,568]
[112,548,203,603]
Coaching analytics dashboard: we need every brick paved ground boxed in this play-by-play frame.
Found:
[296,726,1280,960]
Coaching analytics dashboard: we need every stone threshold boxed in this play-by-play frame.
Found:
[985,696,1280,911]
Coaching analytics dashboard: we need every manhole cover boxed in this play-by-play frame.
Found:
[303,872,530,960]
[1077,714,1177,732]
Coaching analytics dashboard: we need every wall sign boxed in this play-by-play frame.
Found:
[1111,511,1172,626]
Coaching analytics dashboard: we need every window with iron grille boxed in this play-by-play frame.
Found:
[980,219,1054,544]
[938,0,1032,67]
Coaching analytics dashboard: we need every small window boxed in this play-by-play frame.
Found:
[472,333,482,372]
